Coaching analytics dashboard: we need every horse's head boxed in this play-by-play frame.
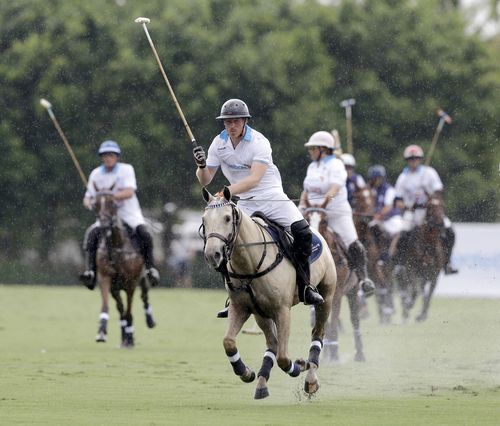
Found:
[201,186,240,270]
[353,187,375,217]
[425,192,445,229]
[303,207,329,235]
[94,183,118,228]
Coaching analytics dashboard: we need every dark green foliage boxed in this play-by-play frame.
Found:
[0,0,498,260]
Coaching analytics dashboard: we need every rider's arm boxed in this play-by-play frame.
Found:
[196,166,218,186]
[114,188,135,201]
[321,184,342,208]
[227,162,268,195]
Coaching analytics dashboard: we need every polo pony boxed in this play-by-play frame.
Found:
[201,187,337,399]
[93,184,156,347]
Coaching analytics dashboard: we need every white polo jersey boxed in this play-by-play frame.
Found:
[85,162,145,228]
[394,165,443,208]
[206,125,302,227]
[303,156,352,214]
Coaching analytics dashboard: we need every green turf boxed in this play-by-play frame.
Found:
[0,285,499,425]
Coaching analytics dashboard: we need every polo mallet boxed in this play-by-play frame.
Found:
[425,108,452,166]
[39,98,88,187]
[135,17,198,148]
[340,98,356,154]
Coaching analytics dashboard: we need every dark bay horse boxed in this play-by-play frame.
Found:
[394,192,447,322]
[201,187,337,399]
[304,207,366,362]
[353,187,394,323]
[94,186,156,347]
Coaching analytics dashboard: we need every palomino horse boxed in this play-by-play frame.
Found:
[94,185,156,347]
[394,192,447,322]
[304,207,366,362]
[353,187,394,323]
[201,187,337,399]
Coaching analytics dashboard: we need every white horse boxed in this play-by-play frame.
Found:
[201,187,337,399]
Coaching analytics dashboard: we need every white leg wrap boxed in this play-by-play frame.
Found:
[263,351,276,364]
[228,351,241,363]
[145,306,153,314]
[120,320,127,327]
[311,340,323,350]
[125,326,134,333]
[287,362,295,374]
[99,312,109,320]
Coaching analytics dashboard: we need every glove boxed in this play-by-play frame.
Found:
[193,146,206,168]
[83,197,95,211]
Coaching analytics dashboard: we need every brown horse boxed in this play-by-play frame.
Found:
[352,187,394,323]
[201,187,337,399]
[393,192,447,322]
[304,207,366,362]
[94,185,156,347]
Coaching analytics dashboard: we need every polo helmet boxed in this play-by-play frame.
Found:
[304,131,335,149]
[216,99,251,120]
[340,153,356,167]
[98,140,121,156]
[367,165,387,180]
[403,144,424,159]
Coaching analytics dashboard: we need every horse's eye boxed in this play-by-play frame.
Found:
[224,214,231,223]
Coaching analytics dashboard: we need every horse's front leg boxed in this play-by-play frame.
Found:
[122,284,135,348]
[223,303,254,383]
[347,286,365,362]
[253,315,278,400]
[96,274,111,342]
[275,307,302,378]
[110,283,126,346]
[417,274,438,322]
[140,277,156,328]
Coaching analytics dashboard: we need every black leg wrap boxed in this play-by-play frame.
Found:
[258,350,275,381]
[309,339,323,367]
[84,226,100,271]
[442,227,455,263]
[226,349,247,376]
[136,224,155,268]
[291,219,312,302]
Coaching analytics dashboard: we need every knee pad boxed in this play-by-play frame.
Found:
[291,219,312,256]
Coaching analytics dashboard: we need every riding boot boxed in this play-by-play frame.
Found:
[79,226,100,290]
[136,224,160,287]
[347,240,375,297]
[442,227,458,275]
[291,219,324,306]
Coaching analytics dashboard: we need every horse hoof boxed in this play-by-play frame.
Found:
[416,314,427,322]
[304,380,320,395]
[146,315,156,329]
[95,333,107,343]
[254,387,269,399]
[240,369,256,383]
[295,358,309,372]
[354,352,366,362]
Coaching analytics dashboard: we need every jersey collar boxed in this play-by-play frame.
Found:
[100,163,120,174]
[220,124,253,142]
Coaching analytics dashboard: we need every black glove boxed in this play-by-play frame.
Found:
[193,146,206,168]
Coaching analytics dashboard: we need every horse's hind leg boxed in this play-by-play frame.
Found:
[223,306,254,384]
[417,276,438,322]
[140,277,156,328]
[253,316,278,400]
[347,286,365,362]
[324,285,342,362]
[96,276,111,342]
[110,286,127,346]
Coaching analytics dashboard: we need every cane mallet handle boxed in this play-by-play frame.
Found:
[135,17,198,148]
[40,98,88,187]
[425,108,452,167]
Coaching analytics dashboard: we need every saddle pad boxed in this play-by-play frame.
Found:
[265,226,323,264]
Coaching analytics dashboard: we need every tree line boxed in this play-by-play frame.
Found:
[0,0,498,263]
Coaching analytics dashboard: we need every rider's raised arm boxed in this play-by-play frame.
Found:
[226,162,268,196]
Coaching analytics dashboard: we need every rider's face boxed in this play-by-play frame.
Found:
[307,146,321,161]
[101,152,119,169]
[223,118,246,140]
[406,157,421,171]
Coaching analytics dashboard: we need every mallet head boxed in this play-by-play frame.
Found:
[135,17,151,24]
[40,98,53,110]
[436,108,452,124]
[340,98,356,108]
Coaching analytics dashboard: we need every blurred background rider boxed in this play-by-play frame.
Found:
[394,144,458,275]
[300,131,375,296]
[79,140,160,289]
[340,153,366,208]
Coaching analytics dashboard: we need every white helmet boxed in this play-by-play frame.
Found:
[403,144,424,159]
[340,153,356,167]
[304,131,335,149]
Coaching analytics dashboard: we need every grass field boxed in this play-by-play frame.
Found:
[0,284,499,425]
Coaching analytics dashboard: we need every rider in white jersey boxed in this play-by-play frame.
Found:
[193,99,324,315]
[79,140,160,289]
[394,144,458,274]
[299,131,375,295]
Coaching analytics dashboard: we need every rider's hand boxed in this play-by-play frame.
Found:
[193,146,206,168]
[83,197,94,211]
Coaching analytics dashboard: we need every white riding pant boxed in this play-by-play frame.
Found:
[326,209,358,247]
[238,195,304,229]
[380,215,404,237]
[402,209,452,231]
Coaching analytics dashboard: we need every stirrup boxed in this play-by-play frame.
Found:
[79,270,96,290]
[217,298,230,318]
[444,264,458,275]
[304,286,324,306]
[146,267,160,287]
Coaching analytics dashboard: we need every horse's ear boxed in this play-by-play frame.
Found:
[202,186,212,203]
[93,182,99,192]
[223,186,231,202]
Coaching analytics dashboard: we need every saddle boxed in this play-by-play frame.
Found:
[250,211,323,264]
